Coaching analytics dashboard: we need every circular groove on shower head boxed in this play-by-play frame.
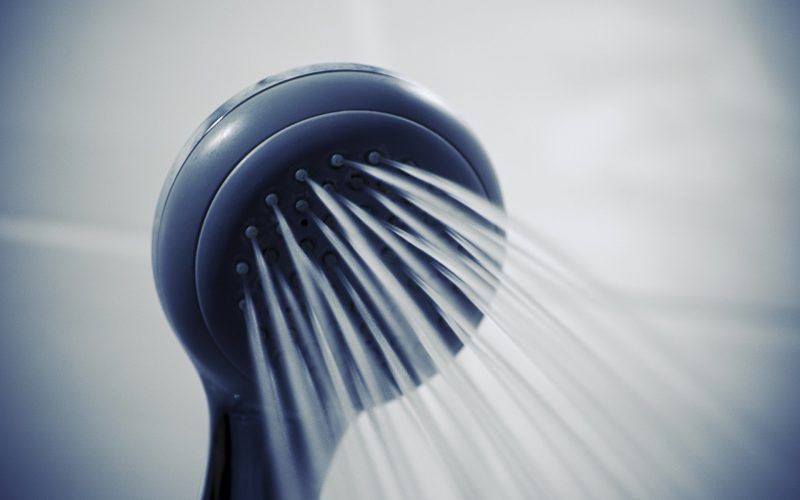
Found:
[196,111,487,394]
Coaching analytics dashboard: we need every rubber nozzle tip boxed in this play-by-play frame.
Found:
[265,193,279,207]
[294,198,309,213]
[244,225,258,239]
[330,154,344,168]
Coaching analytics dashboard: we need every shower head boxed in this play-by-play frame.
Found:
[152,63,503,498]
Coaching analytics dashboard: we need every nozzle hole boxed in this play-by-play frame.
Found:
[300,238,315,253]
[348,174,365,190]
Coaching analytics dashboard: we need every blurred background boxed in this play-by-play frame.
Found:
[0,0,798,498]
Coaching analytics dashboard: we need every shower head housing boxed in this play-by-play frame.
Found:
[153,63,502,409]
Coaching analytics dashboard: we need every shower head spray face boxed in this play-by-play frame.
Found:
[152,63,503,499]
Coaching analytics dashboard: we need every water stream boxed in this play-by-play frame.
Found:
[238,157,791,499]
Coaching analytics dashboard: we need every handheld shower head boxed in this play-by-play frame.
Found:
[153,63,503,499]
